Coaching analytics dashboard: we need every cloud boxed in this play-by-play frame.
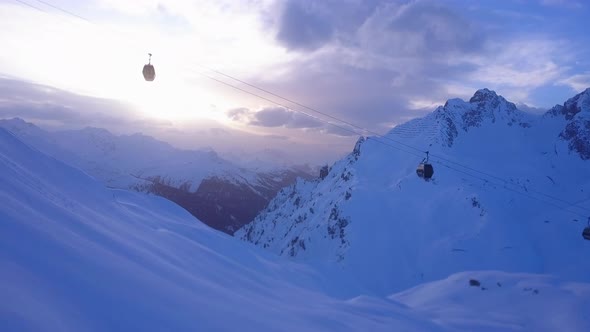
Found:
[356,1,484,59]
[247,51,454,132]
[248,0,492,132]
[208,127,230,136]
[2,0,588,163]
[273,0,385,52]
[558,73,590,91]
[540,0,583,8]
[515,102,547,114]
[276,0,334,51]
[264,134,290,140]
[272,0,485,58]
[0,77,170,131]
[286,112,325,129]
[227,107,250,121]
[227,106,324,129]
[467,39,564,84]
[251,106,294,127]
[321,124,359,137]
[255,0,587,120]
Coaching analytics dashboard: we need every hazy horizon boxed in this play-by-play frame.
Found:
[1,0,589,164]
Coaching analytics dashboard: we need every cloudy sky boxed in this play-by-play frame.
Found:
[0,0,589,164]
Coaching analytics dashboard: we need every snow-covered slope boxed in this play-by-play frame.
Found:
[2,125,589,331]
[392,271,590,331]
[0,127,437,331]
[0,118,313,233]
[237,88,590,296]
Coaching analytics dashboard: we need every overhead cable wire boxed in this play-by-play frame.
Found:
[33,0,91,23]
[12,0,46,13]
[10,0,590,217]
[200,72,589,218]
[434,159,589,218]
[199,66,590,213]
[198,71,424,159]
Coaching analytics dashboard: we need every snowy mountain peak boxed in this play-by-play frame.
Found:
[468,88,510,106]
[386,88,529,150]
[546,87,590,120]
[450,88,524,131]
[79,126,113,137]
[0,117,43,134]
[439,89,518,120]
[545,87,590,159]
[1,116,28,126]
[469,88,498,102]
[468,88,518,113]
[563,87,590,117]
[238,88,590,295]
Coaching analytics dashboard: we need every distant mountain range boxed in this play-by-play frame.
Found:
[0,118,315,234]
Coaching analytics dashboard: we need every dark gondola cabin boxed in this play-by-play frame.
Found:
[416,162,434,180]
[416,151,434,180]
[142,53,155,81]
[583,227,590,240]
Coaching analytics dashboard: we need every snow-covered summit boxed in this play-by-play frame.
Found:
[463,88,525,126]
[544,88,590,159]
[547,87,590,120]
[469,88,499,102]
[237,88,590,296]
[382,89,531,152]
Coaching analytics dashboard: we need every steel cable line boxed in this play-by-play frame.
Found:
[197,66,590,213]
[10,0,590,217]
[33,0,91,22]
[199,71,424,159]
[197,71,590,218]
[434,159,589,218]
[12,0,46,12]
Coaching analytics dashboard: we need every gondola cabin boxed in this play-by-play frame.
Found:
[416,151,434,180]
[142,53,155,81]
[583,227,590,240]
[416,162,434,180]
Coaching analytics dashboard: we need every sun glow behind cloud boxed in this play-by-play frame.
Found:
[1,0,589,163]
[0,1,291,125]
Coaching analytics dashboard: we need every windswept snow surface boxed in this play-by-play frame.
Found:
[0,118,314,234]
[392,271,590,331]
[1,120,589,330]
[0,128,441,331]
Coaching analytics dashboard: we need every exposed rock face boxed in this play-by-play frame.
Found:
[132,168,315,234]
[547,88,590,160]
